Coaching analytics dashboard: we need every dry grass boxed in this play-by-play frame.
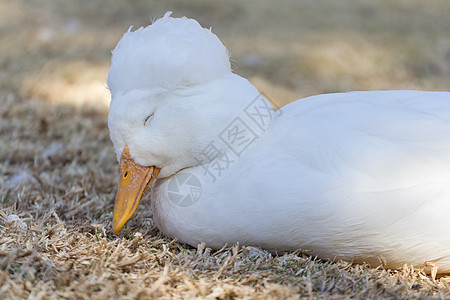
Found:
[1,0,450,298]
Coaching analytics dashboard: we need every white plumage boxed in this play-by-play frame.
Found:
[108,12,450,273]
[108,12,230,95]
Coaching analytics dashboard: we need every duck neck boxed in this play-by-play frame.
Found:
[188,90,280,183]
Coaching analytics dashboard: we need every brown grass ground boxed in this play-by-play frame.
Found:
[1,0,450,298]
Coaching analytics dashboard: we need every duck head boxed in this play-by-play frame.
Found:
[107,12,260,234]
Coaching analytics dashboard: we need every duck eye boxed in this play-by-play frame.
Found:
[144,113,154,126]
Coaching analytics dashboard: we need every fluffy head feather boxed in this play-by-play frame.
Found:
[107,12,231,94]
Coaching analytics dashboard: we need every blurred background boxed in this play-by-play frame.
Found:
[1,0,449,110]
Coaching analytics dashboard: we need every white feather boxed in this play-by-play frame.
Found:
[107,12,231,95]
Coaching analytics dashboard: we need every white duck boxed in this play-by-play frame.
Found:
[108,12,450,272]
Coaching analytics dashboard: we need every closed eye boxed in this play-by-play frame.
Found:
[144,113,154,126]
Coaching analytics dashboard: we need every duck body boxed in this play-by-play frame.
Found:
[151,89,450,270]
[107,13,450,272]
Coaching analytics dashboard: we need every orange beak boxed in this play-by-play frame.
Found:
[112,145,160,234]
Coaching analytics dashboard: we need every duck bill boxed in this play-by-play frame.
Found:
[112,146,160,234]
